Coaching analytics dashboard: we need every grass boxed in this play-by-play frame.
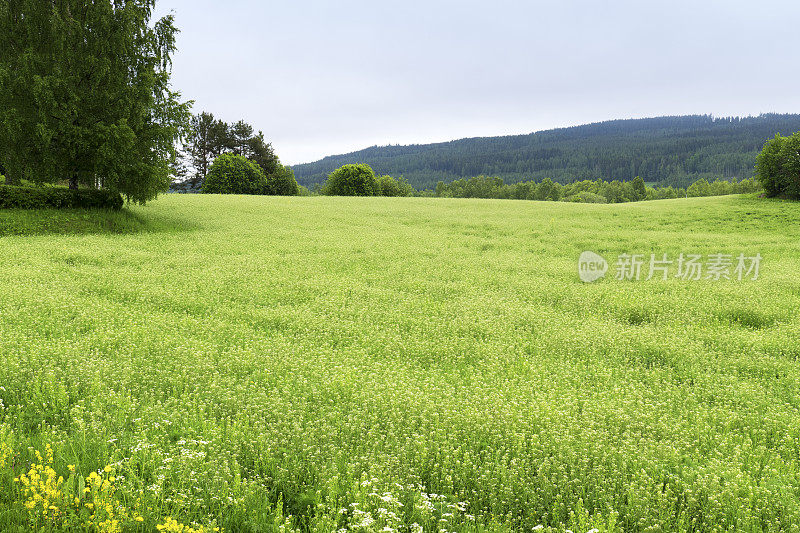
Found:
[0,207,192,237]
[0,193,799,532]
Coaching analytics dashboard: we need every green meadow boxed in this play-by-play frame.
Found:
[1,194,799,532]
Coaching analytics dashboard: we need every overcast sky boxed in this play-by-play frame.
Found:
[154,0,800,165]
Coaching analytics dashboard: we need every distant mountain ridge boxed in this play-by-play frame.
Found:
[291,114,800,190]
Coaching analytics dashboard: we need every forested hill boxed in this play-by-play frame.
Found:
[291,114,800,189]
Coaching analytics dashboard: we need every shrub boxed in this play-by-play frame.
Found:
[708,179,734,196]
[377,175,400,197]
[202,153,267,195]
[0,185,123,210]
[629,176,647,201]
[735,177,762,194]
[535,178,562,201]
[266,165,300,196]
[377,175,415,197]
[323,164,379,196]
[394,176,415,197]
[756,133,800,199]
[564,191,607,203]
[687,178,711,197]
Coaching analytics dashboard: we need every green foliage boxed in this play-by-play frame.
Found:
[247,132,281,178]
[0,208,184,237]
[756,132,800,199]
[181,112,280,185]
[687,178,711,197]
[0,185,122,210]
[535,177,562,201]
[201,154,267,195]
[564,191,607,203]
[630,175,647,201]
[435,176,505,199]
[181,112,229,183]
[377,175,399,196]
[195,154,297,196]
[292,114,800,189]
[1,194,799,531]
[0,0,191,204]
[323,164,379,196]
[432,175,762,204]
[266,165,300,196]
[377,175,415,197]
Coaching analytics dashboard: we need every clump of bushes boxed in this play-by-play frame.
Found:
[377,174,415,197]
[0,185,123,210]
[202,154,267,195]
[318,165,414,197]
[322,164,379,196]
[201,154,300,195]
[756,132,800,199]
[268,165,300,196]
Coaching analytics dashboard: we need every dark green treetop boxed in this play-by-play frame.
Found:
[0,0,191,203]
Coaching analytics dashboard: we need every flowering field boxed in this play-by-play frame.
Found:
[1,194,799,532]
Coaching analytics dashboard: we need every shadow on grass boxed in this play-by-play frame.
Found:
[715,308,779,330]
[0,207,197,237]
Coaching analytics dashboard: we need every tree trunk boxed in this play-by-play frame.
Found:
[69,174,78,190]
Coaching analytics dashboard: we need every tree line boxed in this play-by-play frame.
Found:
[172,112,298,195]
[313,164,763,204]
[292,115,800,190]
[428,175,762,203]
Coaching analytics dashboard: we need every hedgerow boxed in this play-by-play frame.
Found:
[0,185,123,210]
